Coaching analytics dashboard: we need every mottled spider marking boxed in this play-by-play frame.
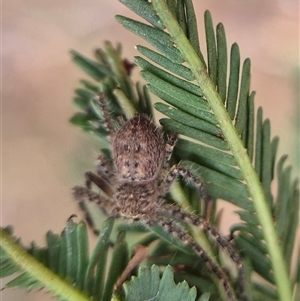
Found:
[112,115,165,182]
[73,95,248,301]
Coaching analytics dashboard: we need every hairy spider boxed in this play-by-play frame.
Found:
[73,95,247,301]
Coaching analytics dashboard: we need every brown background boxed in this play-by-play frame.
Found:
[2,1,299,300]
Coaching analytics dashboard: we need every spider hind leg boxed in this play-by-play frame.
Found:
[159,164,248,300]
[161,204,247,301]
[144,214,238,301]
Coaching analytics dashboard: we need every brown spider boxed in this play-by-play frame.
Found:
[73,95,247,301]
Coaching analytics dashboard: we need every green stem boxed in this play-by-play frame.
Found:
[0,229,90,301]
[170,182,230,301]
[151,1,292,301]
[170,182,215,261]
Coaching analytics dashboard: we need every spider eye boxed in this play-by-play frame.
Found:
[123,144,129,151]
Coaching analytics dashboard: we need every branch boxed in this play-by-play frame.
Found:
[0,229,90,301]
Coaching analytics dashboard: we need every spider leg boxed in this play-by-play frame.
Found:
[73,186,114,210]
[157,133,178,185]
[160,165,247,299]
[98,94,115,142]
[84,154,115,197]
[95,154,115,183]
[163,132,178,169]
[160,164,212,203]
[85,171,114,197]
[139,213,238,301]
[160,204,247,301]
[73,185,118,234]
[77,200,100,235]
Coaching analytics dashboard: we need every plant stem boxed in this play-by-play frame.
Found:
[0,229,90,301]
[170,183,230,301]
[151,1,292,301]
[170,182,215,261]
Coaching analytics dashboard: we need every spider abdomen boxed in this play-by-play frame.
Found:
[116,182,157,217]
[112,115,165,182]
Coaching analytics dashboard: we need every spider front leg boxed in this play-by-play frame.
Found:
[84,172,113,197]
[73,186,114,212]
[163,133,178,169]
[98,94,115,142]
[72,186,114,234]
[73,156,116,228]
[160,164,212,203]
[95,154,115,183]
[84,154,115,197]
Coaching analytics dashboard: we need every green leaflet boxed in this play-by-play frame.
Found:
[70,50,110,81]
[123,265,201,301]
[216,23,227,103]
[102,231,129,301]
[136,45,194,80]
[155,103,220,135]
[135,57,203,96]
[118,0,164,29]
[161,118,229,150]
[116,16,184,64]
[226,43,240,120]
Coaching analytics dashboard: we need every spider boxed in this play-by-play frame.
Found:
[73,95,247,301]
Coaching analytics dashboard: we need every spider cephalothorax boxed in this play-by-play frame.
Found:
[73,95,248,301]
[112,115,165,182]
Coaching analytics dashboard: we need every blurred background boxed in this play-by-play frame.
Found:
[2,1,299,300]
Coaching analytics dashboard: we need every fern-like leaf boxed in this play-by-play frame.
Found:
[63,1,298,301]
[2,1,298,301]
[113,1,298,301]
[1,221,212,301]
[123,265,206,301]
[1,219,129,301]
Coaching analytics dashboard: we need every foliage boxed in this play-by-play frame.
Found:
[1,220,210,301]
[1,1,299,301]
